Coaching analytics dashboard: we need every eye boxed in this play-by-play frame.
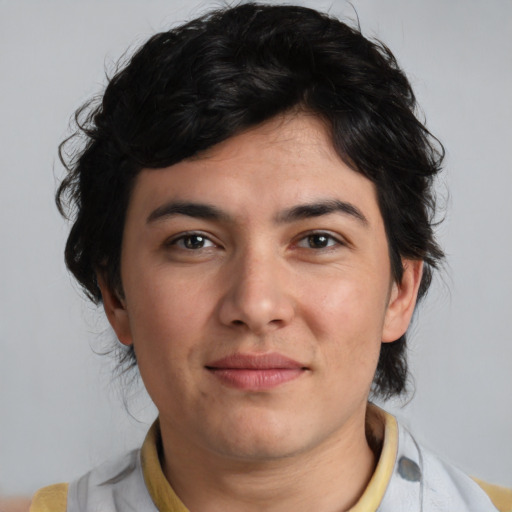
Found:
[170,233,216,250]
[296,232,342,249]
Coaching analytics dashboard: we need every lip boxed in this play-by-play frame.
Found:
[205,353,307,390]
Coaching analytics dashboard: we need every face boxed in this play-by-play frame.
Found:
[101,114,421,462]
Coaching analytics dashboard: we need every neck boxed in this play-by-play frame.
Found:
[160,404,378,512]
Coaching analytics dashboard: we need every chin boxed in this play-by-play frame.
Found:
[202,415,317,462]
[214,436,305,462]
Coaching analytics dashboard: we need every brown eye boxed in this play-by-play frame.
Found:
[308,234,329,248]
[297,233,340,249]
[173,234,215,250]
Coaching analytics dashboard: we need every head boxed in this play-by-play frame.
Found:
[57,3,444,401]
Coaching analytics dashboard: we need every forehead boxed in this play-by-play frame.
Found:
[127,114,382,227]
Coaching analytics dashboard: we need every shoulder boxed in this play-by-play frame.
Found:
[380,417,510,512]
[406,424,511,511]
[30,449,157,512]
[473,478,512,512]
[30,483,68,512]
[418,445,506,511]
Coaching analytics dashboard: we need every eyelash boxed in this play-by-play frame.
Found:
[295,231,344,250]
[166,231,344,251]
[167,232,217,250]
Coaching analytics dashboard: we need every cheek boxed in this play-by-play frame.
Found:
[308,277,387,339]
[123,271,215,397]
[124,274,213,411]
[126,269,211,340]
[301,273,387,372]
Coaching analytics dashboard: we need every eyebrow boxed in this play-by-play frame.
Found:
[146,199,368,226]
[147,201,229,224]
[275,199,368,226]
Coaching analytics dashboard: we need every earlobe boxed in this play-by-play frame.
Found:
[382,260,423,343]
[96,273,133,346]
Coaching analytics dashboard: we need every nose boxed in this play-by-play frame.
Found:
[217,249,295,334]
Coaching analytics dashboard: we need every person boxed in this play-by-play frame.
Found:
[29,3,511,511]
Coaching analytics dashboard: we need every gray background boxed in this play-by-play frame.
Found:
[1,0,511,495]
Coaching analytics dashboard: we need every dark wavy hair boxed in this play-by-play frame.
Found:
[57,2,444,399]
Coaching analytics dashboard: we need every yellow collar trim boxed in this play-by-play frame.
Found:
[141,404,398,512]
[349,405,398,511]
[141,422,189,512]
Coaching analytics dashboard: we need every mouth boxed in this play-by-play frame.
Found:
[205,353,308,391]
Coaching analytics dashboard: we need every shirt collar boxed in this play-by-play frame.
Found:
[140,403,398,512]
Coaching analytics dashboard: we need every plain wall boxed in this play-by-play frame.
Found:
[1,0,511,494]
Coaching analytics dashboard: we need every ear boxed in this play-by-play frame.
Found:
[382,259,423,343]
[97,273,133,346]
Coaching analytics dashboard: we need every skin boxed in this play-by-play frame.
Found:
[100,113,422,512]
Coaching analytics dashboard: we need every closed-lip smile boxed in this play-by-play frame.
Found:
[205,352,308,390]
